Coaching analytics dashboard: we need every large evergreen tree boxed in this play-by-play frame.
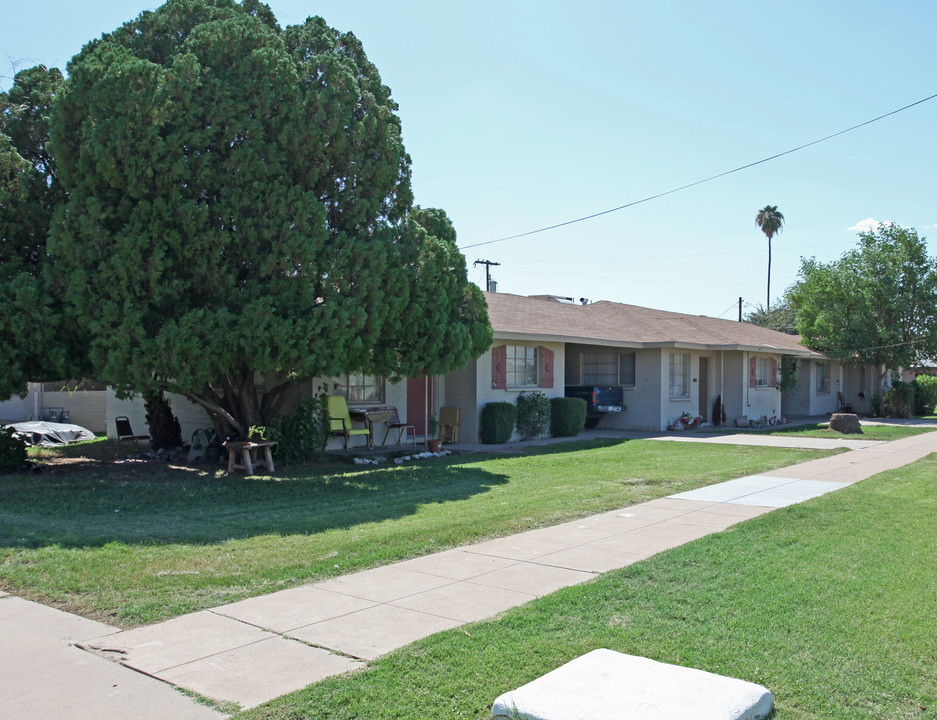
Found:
[45,0,490,436]
[788,223,937,414]
[0,65,84,398]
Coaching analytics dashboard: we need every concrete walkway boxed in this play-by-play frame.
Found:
[4,428,936,716]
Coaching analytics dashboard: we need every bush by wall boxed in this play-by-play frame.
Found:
[268,393,329,464]
[550,397,586,437]
[480,401,517,444]
[0,427,28,474]
[912,374,937,416]
[883,380,915,419]
[515,391,551,440]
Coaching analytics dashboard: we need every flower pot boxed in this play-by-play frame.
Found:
[427,439,443,452]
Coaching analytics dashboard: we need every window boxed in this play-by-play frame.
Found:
[669,353,690,398]
[582,351,636,386]
[506,345,539,387]
[755,357,772,388]
[816,362,830,394]
[335,374,384,404]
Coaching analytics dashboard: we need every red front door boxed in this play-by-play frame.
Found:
[406,376,433,436]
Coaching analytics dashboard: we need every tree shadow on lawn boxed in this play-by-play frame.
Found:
[0,454,511,550]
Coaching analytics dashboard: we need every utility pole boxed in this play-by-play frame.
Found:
[473,259,500,292]
[738,297,743,322]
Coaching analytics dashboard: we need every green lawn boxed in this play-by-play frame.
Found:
[0,438,833,626]
[737,423,934,442]
[239,455,937,720]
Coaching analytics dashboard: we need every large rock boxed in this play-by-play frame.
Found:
[492,649,773,720]
[830,413,862,434]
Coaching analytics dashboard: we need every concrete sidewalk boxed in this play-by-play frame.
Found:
[5,429,936,716]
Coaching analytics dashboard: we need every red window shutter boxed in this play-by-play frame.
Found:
[540,347,555,388]
[770,358,778,388]
[749,357,757,388]
[491,345,507,390]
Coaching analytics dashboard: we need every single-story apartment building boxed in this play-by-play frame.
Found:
[442,292,826,441]
[0,291,896,448]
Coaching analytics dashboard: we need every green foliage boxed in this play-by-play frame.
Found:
[144,390,183,450]
[515,391,551,440]
[480,401,516,444]
[744,301,798,334]
[0,427,29,474]
[789,225,937,413]
[0,65,84,399]
[268,393,328,464]
[912,374,937,416]
[30,0,488,435]
[779,356,800,393]
[883,380,915,419]
[549,396,586,437]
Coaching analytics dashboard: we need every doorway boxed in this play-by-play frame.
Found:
[698,357,709,422]
[406,376,433,436]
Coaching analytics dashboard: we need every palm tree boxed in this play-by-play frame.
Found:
[755,205,784,310]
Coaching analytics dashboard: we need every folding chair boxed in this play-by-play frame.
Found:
[381,407,416,446]
[114,416,150,460]
[439,406,461,443]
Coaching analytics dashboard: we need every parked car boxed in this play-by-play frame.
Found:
[564,386,625,428]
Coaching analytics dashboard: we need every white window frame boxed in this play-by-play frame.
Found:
[582,350,636,387]
[506,345,540,388]
[669,353,690,398]
[335,374,385,404]
[816,362,830,395]
[755,357,772,389]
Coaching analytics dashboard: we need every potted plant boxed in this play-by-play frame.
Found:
[427,413,442,452]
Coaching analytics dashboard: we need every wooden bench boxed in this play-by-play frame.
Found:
[223,440,276,474]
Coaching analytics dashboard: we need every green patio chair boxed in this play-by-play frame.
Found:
[327,395,372,452]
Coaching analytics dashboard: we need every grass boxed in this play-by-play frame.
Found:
[758,423,934,441]
[0,438,835,626]
[238,455,937,720]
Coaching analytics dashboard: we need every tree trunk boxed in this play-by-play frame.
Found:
[767,237,772,311]
[181,372,297,441]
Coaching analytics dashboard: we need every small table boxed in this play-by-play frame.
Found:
[349,408,395,447]
[224,441,276,474]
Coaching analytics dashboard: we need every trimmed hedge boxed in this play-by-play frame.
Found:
[480,402,517,444]
[883,380,915,419]
[550,397,586,437]
[913,375,937,415]
[516,391,551,440]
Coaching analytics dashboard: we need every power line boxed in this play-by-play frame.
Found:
[460,92,937,251]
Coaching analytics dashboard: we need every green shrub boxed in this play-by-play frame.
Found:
[480,402,517,444]
[883,380,915,419]
[912,374,937,415]
[515,391,551,440]
[0,427,29,474]
[550,397,586,437]
[268,391,329,464]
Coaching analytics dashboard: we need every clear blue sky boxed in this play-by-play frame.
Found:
[4,0,935,319]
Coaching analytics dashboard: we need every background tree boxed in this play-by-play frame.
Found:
[0,65,84,399]
[788,223,937,416]
[47,0,491,437]
[755,205,784,310]
[744,300,798,335]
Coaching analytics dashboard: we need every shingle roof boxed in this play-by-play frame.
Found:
[485,292,822,357]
